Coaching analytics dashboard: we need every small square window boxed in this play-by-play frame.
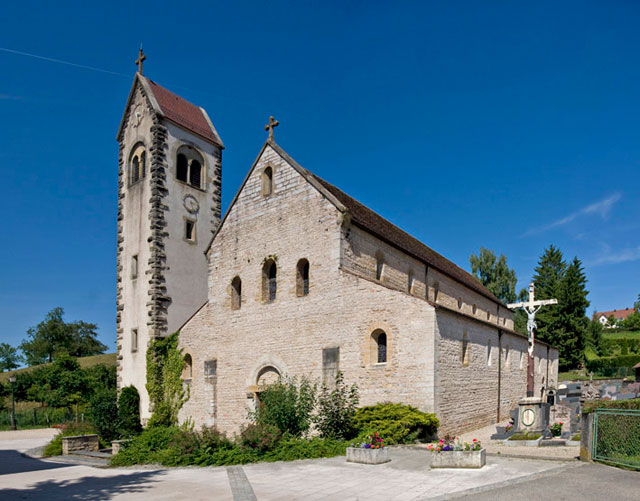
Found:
[185,220,196,243]
[131,255,138,279]
[131,329,138,353]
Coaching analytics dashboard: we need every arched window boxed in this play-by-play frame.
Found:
[296,259,310,296]
[129,144,147,186]
[190,159,201,187]
[371,329,387,364]
[176,146,204,189]
[262,166,273,197]
[183,353,193,379]
[177,153,188,182]
[231,276,242,310]
[375,251,384,281]
[262,259,277,302]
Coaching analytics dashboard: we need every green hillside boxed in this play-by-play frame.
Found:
[0,352,116,384]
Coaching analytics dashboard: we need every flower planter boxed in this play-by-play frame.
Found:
[503,435,543,447]
[346,447,390,465]
[427,448,486,468]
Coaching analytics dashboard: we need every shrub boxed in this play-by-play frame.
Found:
[111,426,180,466]
[239,423,282,452]
[582,398,640,415]
[251,376,316,437]
[118,385,142,438]
[313,372,359,440]
[586,354,640,377]
[89,387,119,443]
[262,436,347,462]
[42,421,98,457]
[353,403,439,444]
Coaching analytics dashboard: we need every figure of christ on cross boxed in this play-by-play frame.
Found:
[507,283,558,397]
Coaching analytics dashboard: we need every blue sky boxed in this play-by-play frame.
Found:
[1,1,639,353]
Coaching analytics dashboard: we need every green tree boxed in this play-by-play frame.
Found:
[118,385,142,437]
[634,293,640,312]
[621,312,640,331]
[251,375,316,437]
[313,371,359,439]
[531,245,566,346]
[554,257,590,370]
[469,248,518,304]
[0,343,22,371]
[27,354,88,420]
[586,318,604,354]
[20,307,107,365]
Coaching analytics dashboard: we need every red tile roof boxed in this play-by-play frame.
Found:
[593,308,635,320]
[147,79,222,146]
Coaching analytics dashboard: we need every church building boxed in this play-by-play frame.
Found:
[116,59,558,435]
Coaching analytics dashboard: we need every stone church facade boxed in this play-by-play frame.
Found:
[116,72,558,434]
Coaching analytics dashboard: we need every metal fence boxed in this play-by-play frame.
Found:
[0,407,74,429]
[593,409,640,469]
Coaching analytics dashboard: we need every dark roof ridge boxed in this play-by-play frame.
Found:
[307,173,504,306]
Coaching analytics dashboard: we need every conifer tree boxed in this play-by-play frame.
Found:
[555,257,590,369]
[531,245,566,347]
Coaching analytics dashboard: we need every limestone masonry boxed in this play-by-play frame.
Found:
[116,73,558,433]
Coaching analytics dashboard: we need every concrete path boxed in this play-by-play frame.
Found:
[0,430,577,500]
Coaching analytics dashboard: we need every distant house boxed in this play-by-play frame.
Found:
[593,308,635,328]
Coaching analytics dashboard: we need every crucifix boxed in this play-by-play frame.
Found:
[136,46,146,75]
[507,282,558,397]
[264,116,279,139]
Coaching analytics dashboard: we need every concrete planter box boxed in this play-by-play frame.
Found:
[427,449,486,469]
[62,434,99,455]
[503,436,543,447]
[566,439,581,447]
[346,447,390,464]
[111,439,132,455]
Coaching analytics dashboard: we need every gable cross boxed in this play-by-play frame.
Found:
[136,46,146,75]
[264,116,279,139]
[507,282,558,397]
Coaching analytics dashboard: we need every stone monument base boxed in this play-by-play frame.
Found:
[517,397,550,433]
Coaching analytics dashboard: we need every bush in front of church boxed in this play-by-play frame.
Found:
[118,385,142,438]
[250,375,316,437]
[352,402,439,444]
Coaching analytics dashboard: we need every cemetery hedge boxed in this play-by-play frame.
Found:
[582,398,640,415]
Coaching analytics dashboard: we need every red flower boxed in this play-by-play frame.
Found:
[473,439,477,442]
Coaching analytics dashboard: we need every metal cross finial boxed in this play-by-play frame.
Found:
[264,116,279,140]
[136,45,146,75]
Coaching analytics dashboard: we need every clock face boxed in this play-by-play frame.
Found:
[183,195,199,214]
[522,408,536,427]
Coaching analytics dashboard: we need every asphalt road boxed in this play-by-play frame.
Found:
[463,461,640,500]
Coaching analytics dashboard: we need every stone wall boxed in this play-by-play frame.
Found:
[62,434,99,455]
[179,144,437,434]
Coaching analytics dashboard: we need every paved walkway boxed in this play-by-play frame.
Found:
[0,429,577,500]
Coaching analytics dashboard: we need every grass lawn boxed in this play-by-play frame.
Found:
[0,352,116,384]
[558,370,616,382]
[603,331,640,341]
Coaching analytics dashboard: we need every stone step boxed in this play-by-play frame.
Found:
[539,439,567,447]
[68,449,113,459]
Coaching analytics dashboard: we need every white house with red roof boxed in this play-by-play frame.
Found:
[593,308,636,328]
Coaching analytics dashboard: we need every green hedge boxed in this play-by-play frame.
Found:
[583,399,640,415]
[352,403,439,444]
[585,354,640,377]
[111,426,349,467]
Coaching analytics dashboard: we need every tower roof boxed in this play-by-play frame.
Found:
[117,73,224,148]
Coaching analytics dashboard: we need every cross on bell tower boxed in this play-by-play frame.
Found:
[135,46,146,75]
[264,116,279,139]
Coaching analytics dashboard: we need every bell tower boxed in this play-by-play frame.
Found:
[115,51,224,419]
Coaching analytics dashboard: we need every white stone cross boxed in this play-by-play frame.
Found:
[507,282,557,356]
